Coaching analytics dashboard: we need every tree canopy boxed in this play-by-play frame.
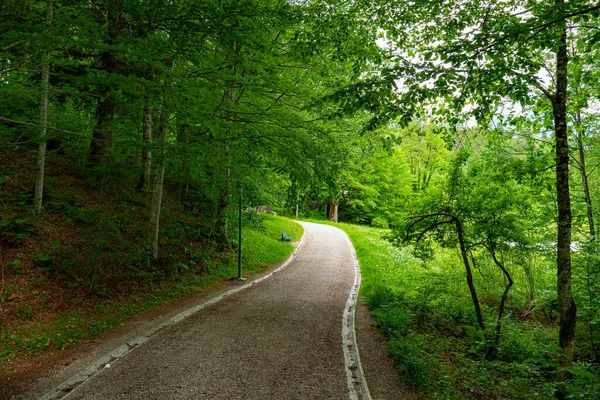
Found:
[2,1,600,397]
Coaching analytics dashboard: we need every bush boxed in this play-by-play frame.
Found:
[333,222,571,399]
[371,216,389,228]
[243,208,265,230]
[566,362,600,399]
[365,283,402,309]
[374,303,412,338]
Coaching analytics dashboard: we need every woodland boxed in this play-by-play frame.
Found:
[1,0,600,398]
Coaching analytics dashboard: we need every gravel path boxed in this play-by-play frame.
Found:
[59,222,360,399]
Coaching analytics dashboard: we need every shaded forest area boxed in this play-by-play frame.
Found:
[0,0,369,373]
[2,0,600,398]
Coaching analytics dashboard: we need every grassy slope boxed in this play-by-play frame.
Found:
[242,214,303,271]
[0,142,304,372]
[311,220,599,400]
[0,214,303,369]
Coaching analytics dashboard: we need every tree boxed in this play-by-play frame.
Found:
[86,0,124,167]
[140,105,153,191]
[347,0,600,370]
[34,0,53,214]
[0,0,386,267]
[399,137,531,360]
[569,28,600,241]
[148,110,168,261]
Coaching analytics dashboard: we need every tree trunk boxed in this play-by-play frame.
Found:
[574,110,595,240]
[141,105,153,190]
[409,213,488,347]
[148,112,168,261]
[223,165,231,239]
[584,246,599,360]
[454,216,486,336]
[416,135,422,192]
[222,41,242,240]
[147,49,174,261]
[553,13,576,372]
[87,3,121,167]
[177,122,188,203]
[485,243,513,361]
[423,143,433,191]
[327,198,339,222]
[88,81,116,166]
[34,0,53,215]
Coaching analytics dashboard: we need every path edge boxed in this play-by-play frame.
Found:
[341,229,373,400]
[37,231,307,400]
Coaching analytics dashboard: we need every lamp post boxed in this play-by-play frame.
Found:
[237,183,245,281]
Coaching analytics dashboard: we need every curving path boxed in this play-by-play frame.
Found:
[46,222,368,399]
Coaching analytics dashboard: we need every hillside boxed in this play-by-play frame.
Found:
[0,144,303,383]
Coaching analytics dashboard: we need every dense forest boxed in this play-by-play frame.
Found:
[2,0,600,398]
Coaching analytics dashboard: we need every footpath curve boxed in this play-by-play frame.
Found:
[34,221,370,400]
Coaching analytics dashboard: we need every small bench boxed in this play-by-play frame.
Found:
[281,231,292,242]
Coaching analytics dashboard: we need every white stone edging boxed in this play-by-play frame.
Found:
[341,230,372,400]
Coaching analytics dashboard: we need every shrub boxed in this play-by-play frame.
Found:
[371,216,389,228]
[0,217,35,247]
[374,304,412,338]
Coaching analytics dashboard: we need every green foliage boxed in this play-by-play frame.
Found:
[389,337,430,389]
[370,216,389,229]
[243,209,265,231]
[0,0,379,254]
[32,242,76,275]
[331,221,600,399]
[0,217,35,247]
[2,0,600,394]
[0,216,303,363]
[573,241,600,361]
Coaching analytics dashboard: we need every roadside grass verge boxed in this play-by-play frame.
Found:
[241,214,303,271]
[307,220,600,399]
[0,214,302,368]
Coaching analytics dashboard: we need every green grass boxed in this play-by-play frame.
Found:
[241,214,304,271]
[306,219,600,400]
[0,214,303,366]
[301,219,407,303]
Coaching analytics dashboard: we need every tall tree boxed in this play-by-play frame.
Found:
[148,111,168,261]
[399,132,538,361]
[87,0,123,167]
[141,105,153,191]
[569,29,600,241]
[348,0,600,370]
[551,0,577,373]
[34,0,53,214]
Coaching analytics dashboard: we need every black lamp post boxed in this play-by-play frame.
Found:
[237,183,245,281]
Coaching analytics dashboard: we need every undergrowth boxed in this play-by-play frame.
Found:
[0,142,303,372]
[0,211,302,368]
[321,221,600,400]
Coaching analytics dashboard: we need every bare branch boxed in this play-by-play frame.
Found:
[1,40,30,51]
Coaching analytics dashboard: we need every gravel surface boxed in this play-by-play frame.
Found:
[5,222,418,400]
[64,222,356,399]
